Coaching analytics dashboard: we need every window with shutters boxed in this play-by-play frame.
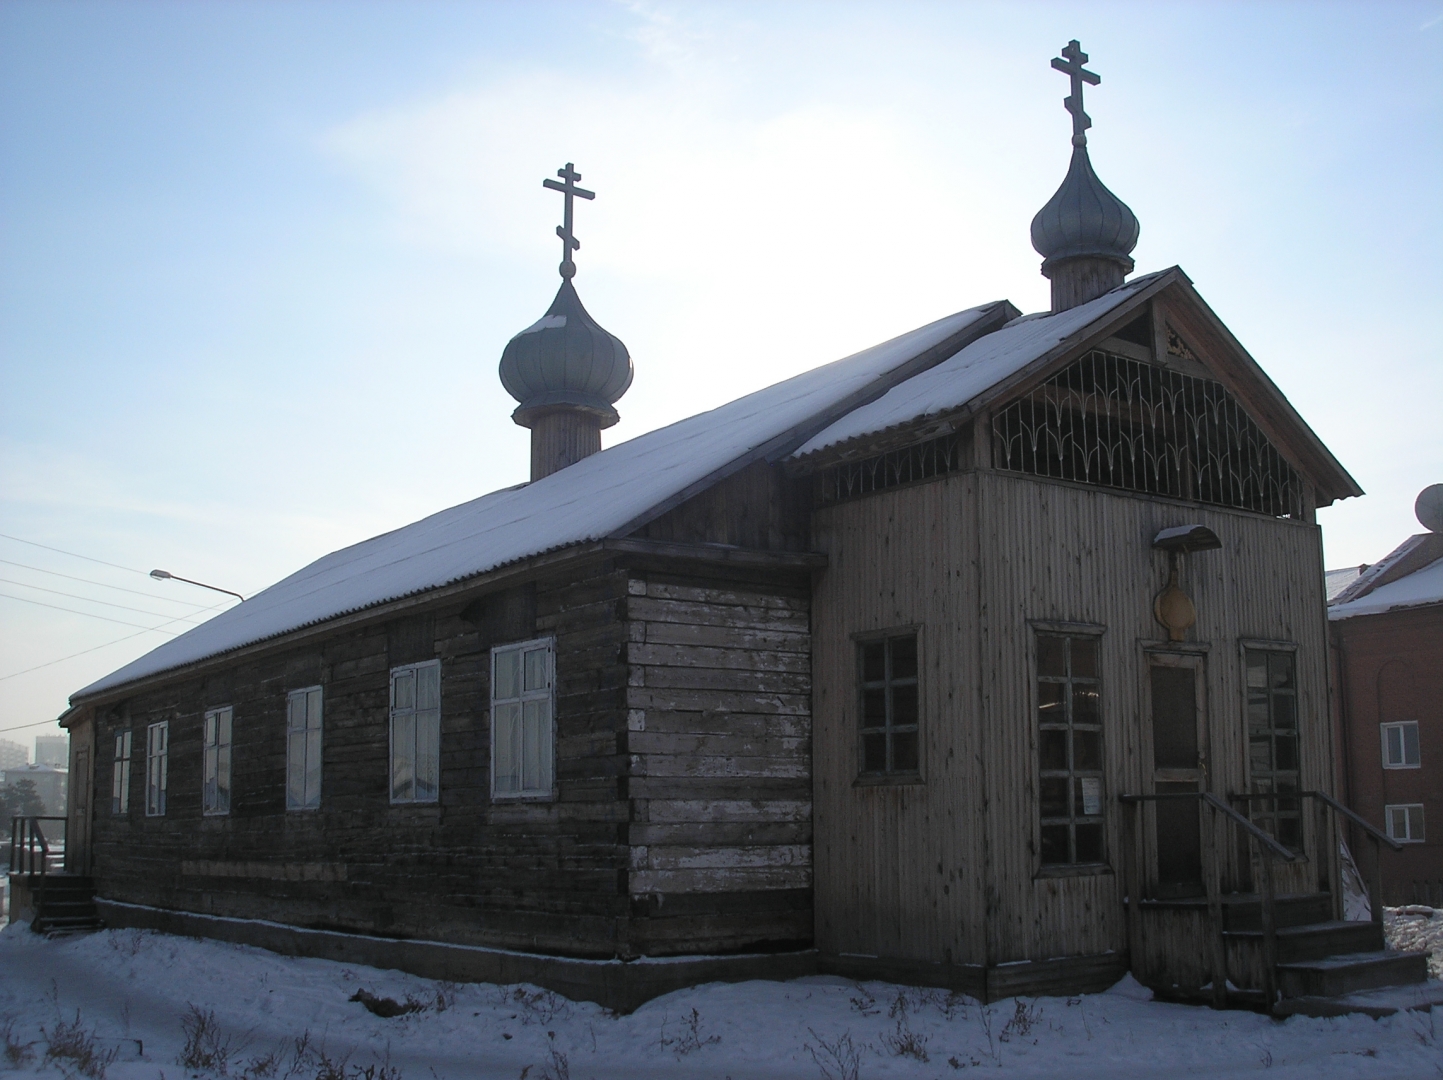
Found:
[490,638,555,800]
[390,660,441,804]
[286,686,323,811]
[202,706,232,815]
[1381,721,1421,769]
[111,730,132,815]
[145,721,168,817]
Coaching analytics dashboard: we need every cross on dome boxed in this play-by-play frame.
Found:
[543,162,595,280]
[1051,39,1101,147]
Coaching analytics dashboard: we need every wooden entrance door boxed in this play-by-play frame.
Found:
[1148,654,1208,898]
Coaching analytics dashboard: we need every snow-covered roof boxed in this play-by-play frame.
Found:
[1325,566,1364,602]
[76,304,1000,699]
[1329,555,1443,620]
[792,271,1164,458]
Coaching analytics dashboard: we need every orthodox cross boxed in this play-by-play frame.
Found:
[1050,40,1100,147]
[543,162,595,280]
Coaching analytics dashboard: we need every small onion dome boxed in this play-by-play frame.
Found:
[1030,145,1140,274]
[499,279,633,428]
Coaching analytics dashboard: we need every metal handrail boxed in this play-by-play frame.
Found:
[1303,790,1404,853]
[1119,792,1299,863]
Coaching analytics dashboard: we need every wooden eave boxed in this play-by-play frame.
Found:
[1154,279,1362,507]
[68,537,825,710]
[605,300,1020,539]
[788,271,1176,474]
[787,269,1363,510]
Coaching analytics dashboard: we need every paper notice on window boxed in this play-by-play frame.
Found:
[1081,777,1102,816]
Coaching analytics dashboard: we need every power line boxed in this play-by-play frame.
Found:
[0,577,208,624]
[0,717,69,736]
[0,558,213,608]
[0,532,146,575]
[0,591,186,633]
[0,599,227,683]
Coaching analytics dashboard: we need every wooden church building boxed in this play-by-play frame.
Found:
[49,42,1430,1010]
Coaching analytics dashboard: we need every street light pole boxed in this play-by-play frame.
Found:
[150,569,244,603]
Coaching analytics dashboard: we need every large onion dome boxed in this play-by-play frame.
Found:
[499,278,633,428]
[1030,144,1140,275]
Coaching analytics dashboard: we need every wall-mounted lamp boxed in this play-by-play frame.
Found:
[1151,525,1221,642]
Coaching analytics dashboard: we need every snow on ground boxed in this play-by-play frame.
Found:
[1388,908,1443,981]
[2,926,1440,1080]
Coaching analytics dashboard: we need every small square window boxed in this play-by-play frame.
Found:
[1381,722,1421,769]
[1385,804,1425,843]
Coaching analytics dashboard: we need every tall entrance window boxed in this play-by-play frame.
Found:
[1037,633,1105,866]
[1245,649,1301,851]
[1148,654,1207,897]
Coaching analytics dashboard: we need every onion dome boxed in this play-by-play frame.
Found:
[1030,144,1140,274]
[499,278,632,428]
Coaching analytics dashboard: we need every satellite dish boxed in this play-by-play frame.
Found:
[1417,484,1443,534]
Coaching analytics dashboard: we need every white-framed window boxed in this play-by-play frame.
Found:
[1382,721,1421,769]
[286,686,323,810]
[145,721,168,817]
[490,638,555,799]
[111,730,132,815]
[1386,804,1425,843]
[390,660,441,804]
[203,706,233,815]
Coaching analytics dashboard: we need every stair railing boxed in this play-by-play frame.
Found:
[1304,791,1402,926]
[8,816,67,933]
[1120,792,1298,1008]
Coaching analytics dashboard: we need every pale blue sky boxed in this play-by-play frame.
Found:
[2,1,1440,744]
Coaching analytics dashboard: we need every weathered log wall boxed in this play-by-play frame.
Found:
[622,570,814,954]
[88,562,633,956]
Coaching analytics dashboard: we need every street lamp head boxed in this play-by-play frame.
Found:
[149,569,173,580]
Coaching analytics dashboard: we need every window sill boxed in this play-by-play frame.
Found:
[853,772,925,788]
[491,792,557,803]
[1034,863,1113,880]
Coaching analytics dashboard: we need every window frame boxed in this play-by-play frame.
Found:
[389,659,442,806]
[854,628,923,784]
[489,637,556,802]
[144,721,168,817]
[1385,803,1425,843]
[1034,627,1108,872]
[1242,645,1303,853]
[202,705,233,816]
[1381,721,1421,770]
[285,685,323,811]
[111,729,132,815]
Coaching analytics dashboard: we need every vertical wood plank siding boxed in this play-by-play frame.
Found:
[624,572,814,955]
[812,469,1330,968]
